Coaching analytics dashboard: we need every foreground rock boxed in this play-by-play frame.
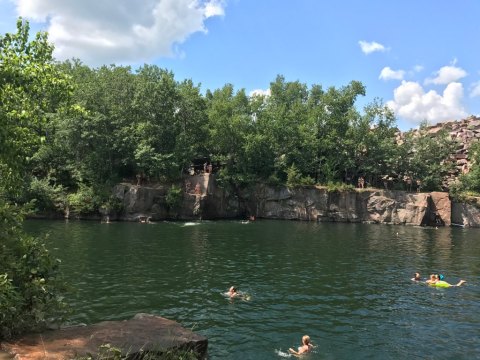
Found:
[1,314,207,360]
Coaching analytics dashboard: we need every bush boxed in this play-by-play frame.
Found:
[27,177,67,213]
[67,185,99,214]
[0,200,68,339]
[165,184,183,210]
[286,164,315,188]
[325,181,356,192]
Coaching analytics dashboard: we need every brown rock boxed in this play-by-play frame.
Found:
[1,314,207,360]
[430,192,451,226]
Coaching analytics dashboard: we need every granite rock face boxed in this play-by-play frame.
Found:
[253,187,433,226]
[1,314,207,360]
[111,178,479,227]
[451,199,480,227]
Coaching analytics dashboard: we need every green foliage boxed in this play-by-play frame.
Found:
[165,184,183,210]
[0,200,68,339]
[286,164,316,188]
[398,124,456,191]
[27,177,67,212]
[0,18,72,192]
[0,18,69,339]
[67,185,99,215]
[325,181,356,192]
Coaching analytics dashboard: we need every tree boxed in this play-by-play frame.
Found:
[0,19,68,339]
[400,122,456,191]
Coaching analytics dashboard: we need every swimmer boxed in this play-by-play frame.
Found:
[411,272,422,281]
[226,286,239,298]
[426,274,466,287]
[289,335,313,356]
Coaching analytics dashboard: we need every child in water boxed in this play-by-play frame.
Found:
[289,335,313,356]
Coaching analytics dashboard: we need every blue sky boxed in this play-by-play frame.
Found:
[1,0,479,130]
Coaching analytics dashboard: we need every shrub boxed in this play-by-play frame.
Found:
[27,177,67,213]
[0,200,68,339]
[325,181,356,192]
[67,185,99,214]
[165,185,183,210]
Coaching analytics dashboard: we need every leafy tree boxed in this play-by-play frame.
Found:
[206,84,255,185]
[350,99,397,187]
[399,122,456,191]
[132,66,180,180]
[456,141,480,194]
[0,19,69,339]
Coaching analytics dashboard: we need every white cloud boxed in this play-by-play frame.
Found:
[13,0,225,65]
[470,81,480,98]
[379,67,405,81]
[249,88,271,97]
[358,40,386,54]
[413,65,424,73]
[425,64,467,85]
[386,80,467,124]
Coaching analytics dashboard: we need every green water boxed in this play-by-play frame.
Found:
[25,220,480,359]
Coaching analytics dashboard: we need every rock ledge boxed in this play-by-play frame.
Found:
[1,314,207,359]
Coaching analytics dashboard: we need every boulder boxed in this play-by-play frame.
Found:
[1,314,207,360]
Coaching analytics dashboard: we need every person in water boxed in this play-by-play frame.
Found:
[411,272,422,281]
[426,274,466,287]
[227,286,239,298]
[289,335,313,356]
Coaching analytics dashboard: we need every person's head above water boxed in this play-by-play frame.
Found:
[229,286,237,293]
[413,272,421,281]
[302,335,311,345]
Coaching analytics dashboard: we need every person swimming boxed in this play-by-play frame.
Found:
[226,286,239,298]
[411,272,422,281]
[426,274,466,287]
[289,335,314,356]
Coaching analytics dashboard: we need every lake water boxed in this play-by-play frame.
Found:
[25,220,480,359]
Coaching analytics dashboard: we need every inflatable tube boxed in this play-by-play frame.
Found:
[430,280,450,288]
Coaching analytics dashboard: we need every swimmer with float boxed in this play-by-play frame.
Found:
[426,274,466,288]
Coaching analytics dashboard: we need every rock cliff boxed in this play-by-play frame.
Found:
[112,176,479,227]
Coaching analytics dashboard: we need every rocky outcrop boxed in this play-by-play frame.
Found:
[254,186,436,226]
[111,178,479,226]
[451,198,480,227]
[408,116,480,188]
[1,314,207,360]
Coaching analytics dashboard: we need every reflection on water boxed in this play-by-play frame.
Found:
[25,220,480,360]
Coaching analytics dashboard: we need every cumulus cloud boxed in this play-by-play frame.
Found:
[386,80,467,124]
[379,67,405,81]
[13,0,225,65]
[425,64,467,85]
[249,88,271,97]
[358,40,386,54]
[470,81,480,98]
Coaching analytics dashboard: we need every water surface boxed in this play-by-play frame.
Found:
[26,220,480,359]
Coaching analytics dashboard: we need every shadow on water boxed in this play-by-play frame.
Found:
[25,220,480,360]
